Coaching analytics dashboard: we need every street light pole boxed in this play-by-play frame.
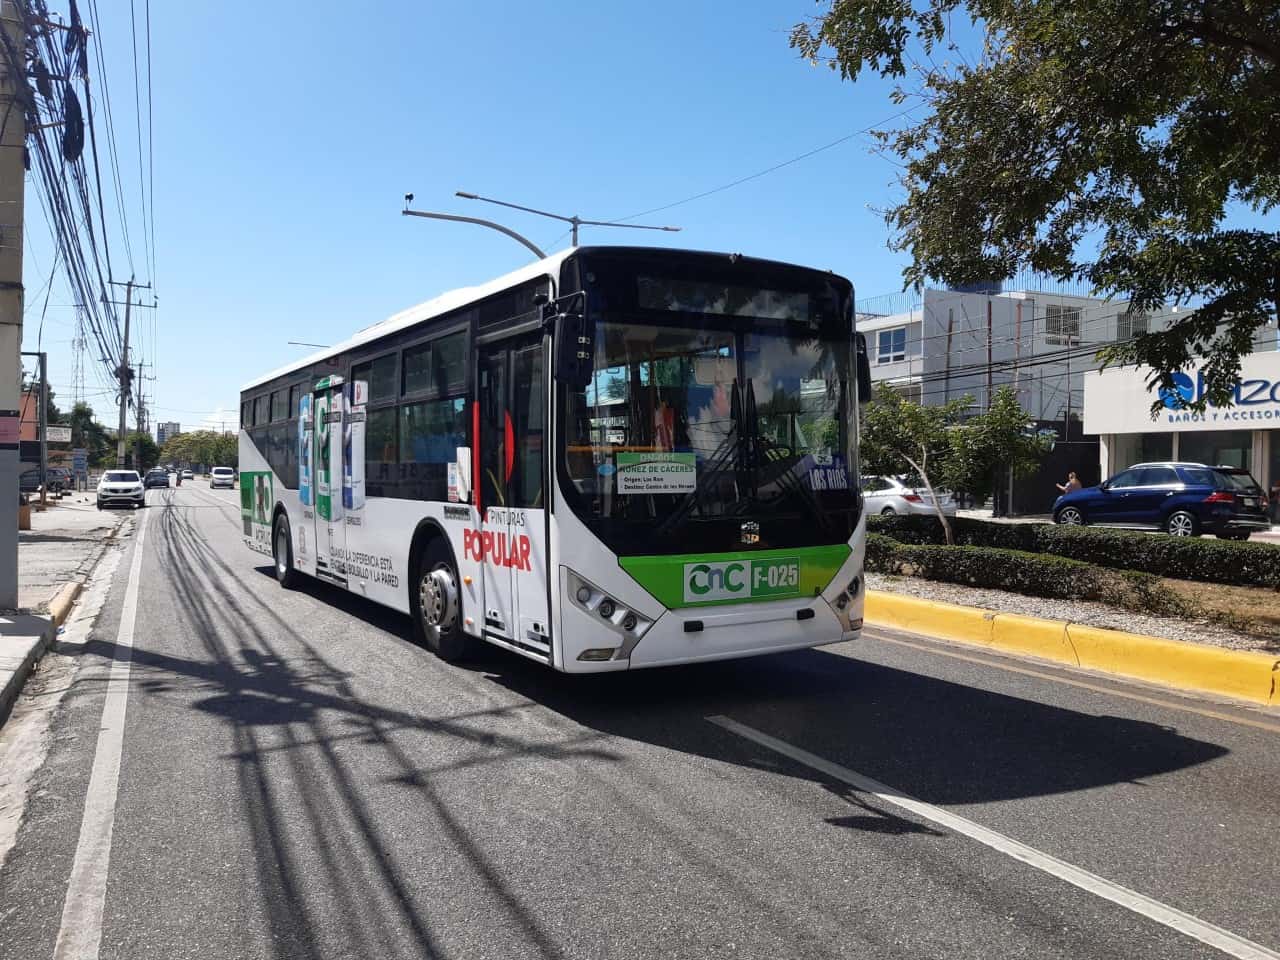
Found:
[400,192,682,260]
[401,203,547,259]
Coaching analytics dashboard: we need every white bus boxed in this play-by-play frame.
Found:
[239,247,871,672]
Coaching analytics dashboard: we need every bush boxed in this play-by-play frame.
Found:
[867,515,1280,589]
[865,534,1196,617]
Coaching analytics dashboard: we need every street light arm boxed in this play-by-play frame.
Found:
[575,219,681,232]
[401,209,546,259]
[455,191,573,226]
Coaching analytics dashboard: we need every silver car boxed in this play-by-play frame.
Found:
[862,475,957,516]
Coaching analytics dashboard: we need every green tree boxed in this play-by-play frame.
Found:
[792,1,1280,407]
[861,386,971,544]
[125,431,159,471]
[946,387,1052,504]
[69,402,113,466]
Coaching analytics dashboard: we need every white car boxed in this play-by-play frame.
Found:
[209,467,236,489]
[97,470,145,510]
[181,469,193,480]
[862,475,956,516]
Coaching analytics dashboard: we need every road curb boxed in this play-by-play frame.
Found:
[48,581,83,629]
[0,618,53,727]
[865,591,1280,707]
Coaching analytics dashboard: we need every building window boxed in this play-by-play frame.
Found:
[269,390,288,422]
[253,395,269,426]
[877,327,907,363]
[288,384,301,418]
[1045,304,1081,346]
[1117,309,1148,341]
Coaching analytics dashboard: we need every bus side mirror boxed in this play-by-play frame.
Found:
[553,294,594,389]
[855,332,873,405]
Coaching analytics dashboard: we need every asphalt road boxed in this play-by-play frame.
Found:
[1,484,1278,960]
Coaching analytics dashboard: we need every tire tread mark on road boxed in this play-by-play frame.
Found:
[167,494,1138,960]
[157,496,441,958]
[147,494,580,958]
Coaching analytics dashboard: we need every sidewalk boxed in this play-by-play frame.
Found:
[16,495,128,613]
[1,497,129,724]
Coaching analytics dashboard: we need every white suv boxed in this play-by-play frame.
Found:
[210,467,236,489]
[97,470,145,509]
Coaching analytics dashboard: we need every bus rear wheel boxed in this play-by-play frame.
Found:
[412,539,472,662]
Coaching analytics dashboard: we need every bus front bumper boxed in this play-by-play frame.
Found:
[624,597,854,670]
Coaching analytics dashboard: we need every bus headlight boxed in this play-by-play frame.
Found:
[566,570,654,655]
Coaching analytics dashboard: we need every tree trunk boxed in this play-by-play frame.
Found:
[902,453,954,546]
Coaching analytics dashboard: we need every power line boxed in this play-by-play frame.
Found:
[144,0,154,285]
[607,105,919,224]
[128,0,150,278]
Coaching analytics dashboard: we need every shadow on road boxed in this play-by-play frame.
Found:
[59,495,1232,958]
[235,544,1229,811]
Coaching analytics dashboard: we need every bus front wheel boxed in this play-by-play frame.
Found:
[412,539,472,662]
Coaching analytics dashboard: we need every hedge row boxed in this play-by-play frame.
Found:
[864,534,1196,618]
[866,514,1280,589]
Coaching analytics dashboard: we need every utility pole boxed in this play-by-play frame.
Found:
[135,360,145,471]
[0,0,27,609]
[108,278,151,468]
[38,351,46,507]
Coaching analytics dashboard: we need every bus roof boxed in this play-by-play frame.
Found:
[240,245,849,393]
[240,247,576,392]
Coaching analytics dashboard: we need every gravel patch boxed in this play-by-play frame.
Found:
[866,572,1277,653]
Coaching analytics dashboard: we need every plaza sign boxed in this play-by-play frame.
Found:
[1082,351,1280,435]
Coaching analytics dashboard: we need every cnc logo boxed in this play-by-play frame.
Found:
[684,561,747,602]
[682,558,800,603]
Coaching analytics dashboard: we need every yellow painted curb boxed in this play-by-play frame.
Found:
[865,590,1280,707]
[47,581,83,630]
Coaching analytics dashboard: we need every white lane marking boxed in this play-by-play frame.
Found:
[53,507,150,960]
[708,715,1280,960]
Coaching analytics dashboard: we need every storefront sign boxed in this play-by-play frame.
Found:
[1083,352,1280,434]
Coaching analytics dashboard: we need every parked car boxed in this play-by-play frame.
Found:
[1053,461,1270,539]
[144,468,170,489]
[209,466,236,489]
[181,468,193,480]
[862,475,957,516]
[18,466,66,495]
[97,469,145,509]
[46,467,71,495]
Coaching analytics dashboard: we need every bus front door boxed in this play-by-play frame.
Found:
[477,331,550,659]
[311,382,347,584]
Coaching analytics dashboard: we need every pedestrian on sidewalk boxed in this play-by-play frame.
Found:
[1055,471,1082,495]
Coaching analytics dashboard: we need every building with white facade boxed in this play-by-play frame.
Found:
[1084,351,1280,494]
[857,280,1279,511]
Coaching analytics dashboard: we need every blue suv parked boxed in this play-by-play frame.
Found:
[1053,462,1271,540]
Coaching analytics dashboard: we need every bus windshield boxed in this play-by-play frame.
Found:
[559,255,859,556]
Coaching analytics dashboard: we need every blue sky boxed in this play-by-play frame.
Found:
[22,0,916,431]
